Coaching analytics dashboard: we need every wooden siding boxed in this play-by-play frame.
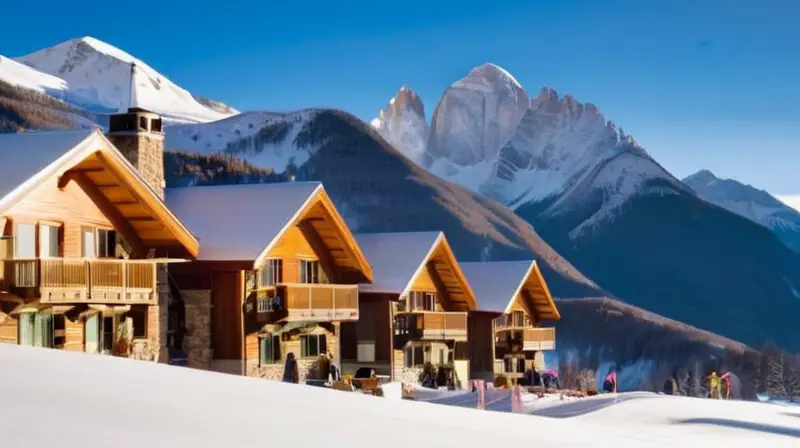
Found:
[353,296,392,363]
[0,312,17,343]
[211,270,244,360]
[266,225,321,282]
[467,313,495,378]
[64,314,84,351]
[5,176,113,259]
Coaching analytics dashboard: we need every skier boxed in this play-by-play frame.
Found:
[603,369,617,393]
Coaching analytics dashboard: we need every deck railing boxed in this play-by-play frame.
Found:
[3,258,157,304]
[257,283,359,321]
[522,327,556,351]
[394,311,468,342]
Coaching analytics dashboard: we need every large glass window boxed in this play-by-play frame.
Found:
[38,224,60,257]
[14,223,36,259]
[259,259,283,288]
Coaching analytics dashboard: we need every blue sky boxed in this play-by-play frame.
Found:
[4,0,800,195]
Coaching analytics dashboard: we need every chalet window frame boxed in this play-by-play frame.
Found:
[298,259,328,285]
[13,221,37,259]
[38,222,62,258]
[127,305,148,339]
[300,333,327,358]
[258,334,281,365]
[258,258,283,288]
[409,291,436,312]
[96,227,117,259]
[18,309,56,348]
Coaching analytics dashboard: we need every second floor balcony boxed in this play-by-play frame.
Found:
[2,258,157,304]
[255,283,359,323]
[393,311,468,345]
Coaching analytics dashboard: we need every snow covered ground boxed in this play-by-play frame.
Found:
[1,344,798,447]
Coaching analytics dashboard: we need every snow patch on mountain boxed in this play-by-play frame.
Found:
[684,170,800,233]
[16,37,237,123]
[166,109,319,173]
[370,85,429,164]
[0,55,67,94]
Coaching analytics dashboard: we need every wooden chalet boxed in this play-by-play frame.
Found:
[165,182,373,379]
[460,260,560,383]
[0,128,199,361]
[341,232,490,387]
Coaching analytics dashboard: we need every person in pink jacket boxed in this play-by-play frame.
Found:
[603,370,617,393]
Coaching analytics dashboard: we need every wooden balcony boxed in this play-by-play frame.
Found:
[523,327,556,351]
[394,311,468,344]
[2,258,157,304]
[256,283,359,322]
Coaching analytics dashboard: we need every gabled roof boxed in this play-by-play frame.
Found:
[355,231,442,295]
[0,129,95,205]
[355,231,476,310]
[165,182,321,262]
[165,182,372,281]
[0,129,199,257]
[460,260,560,320]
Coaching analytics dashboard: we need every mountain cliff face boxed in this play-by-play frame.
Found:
[383,64,800,352]
[10,37,237,124]
[684,170,800,253]
[370,86,429,165]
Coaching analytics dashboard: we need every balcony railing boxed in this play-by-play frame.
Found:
[256,283,359,322]
[394,311,468,343]
[2,258,157,304]
[523,327,556,351]
[495,313,531,331]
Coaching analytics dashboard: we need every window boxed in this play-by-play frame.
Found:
[512,311,527,327]
[259,335,281,365]
[81,227,96,258]
[14,223,36,259]
[38,224,60,258]
[300,334,327,358]
[357,340,375,362]
[299,260,327,284]
[102,316,115,352]
[85,314,100,353]
[128,306,147,338]
[53,314,65,349]
[259,259,283,288]
[97,229,117,258]
[18,311,54,348]
[405,345,424,368]
[409,291,436,311]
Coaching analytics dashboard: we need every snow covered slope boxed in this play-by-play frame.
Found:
[371,85,429,165]
[0,54,67,94]
[15,37,237,123]
[1,344,798,447]
[684,169,800,253]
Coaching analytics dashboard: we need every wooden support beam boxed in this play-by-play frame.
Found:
[297,220,340,284]
[73,172,148,258]
[57,173,73,189]
[111,200,138,206]
[425,260,457,311]
[521,289,542,325]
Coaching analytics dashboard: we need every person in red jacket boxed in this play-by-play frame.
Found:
[603,370,617,393]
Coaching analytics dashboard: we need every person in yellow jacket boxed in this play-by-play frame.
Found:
[707,371,720,399]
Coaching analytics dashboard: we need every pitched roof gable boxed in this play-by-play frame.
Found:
[355,231,442,295]
[165,182,322,262]
[460,260,560,320]
[0,129,199,257]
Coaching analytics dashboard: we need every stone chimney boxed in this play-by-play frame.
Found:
[106,62,165,199]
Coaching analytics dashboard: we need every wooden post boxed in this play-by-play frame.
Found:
[476,380,485,410]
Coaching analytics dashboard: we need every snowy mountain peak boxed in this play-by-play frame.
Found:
[15,37,238,123]
[683,169,719,187]
[451,63,526,99]
[371,85,429,164]
[684,170,800,251]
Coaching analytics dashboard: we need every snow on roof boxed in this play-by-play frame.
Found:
[165,182,322,262]
[0,129,96,207]
[355,231,442,295]
[459,260,534,313]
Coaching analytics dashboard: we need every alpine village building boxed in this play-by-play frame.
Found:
[341,232,497,386]
[164,182,373,379]
[0,112,199,361]
[460,260,561,383]
[0,99,563,389]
